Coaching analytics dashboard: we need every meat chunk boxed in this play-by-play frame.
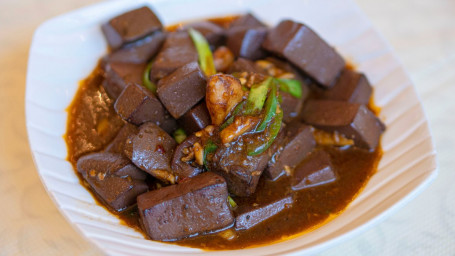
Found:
[157,62,207,119]
[77,152,147,211]
[106,31,166,64]
[178,102,211,135]
[102,62,145,99]
[137,172,234,241]
[226,27,267,60]
[280,92,304,123]
[292,150,337,190]
[301,100,384,150]
[266,123,315,180]
[229,13,265,29]
[209,140,270,197]
[179,21,225,47]
[124,123,177,183]
[262,20,345,88]
[114,83,176,133]
[320,69,372,104]
[235,196,293,230]
[171,135,205,182]
[102,7,163,50]
[228,58,267,75]
[104,123,138,154]
[150,32,198,81]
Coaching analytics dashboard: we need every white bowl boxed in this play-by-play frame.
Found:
[25,0,437,255]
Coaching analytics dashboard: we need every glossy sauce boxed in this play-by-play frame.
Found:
[65,16,382,250]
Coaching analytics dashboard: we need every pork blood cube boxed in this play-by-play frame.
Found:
[124,122,177,183]
[104,123,139,154]
[137,172,234,241]
[180,21,225,47]
[262,20,345,88]
[157,62,207,119]
[77,152,148,211]
[228,58,267,75]
[114,83,170,128]
[102,62,145,99]
[301,100,384,150]
[106,31,166,64]
[177,102,211,135]
[320,69,372,104]
[280,92,304,123]
[229,13,265,29]
[171,135,205,182]
[266,123,315,180]
[102,6,163,50]
[150,32,198,81]
[235,196,293,230]
[226,27,267,60]
[292,150,337,190]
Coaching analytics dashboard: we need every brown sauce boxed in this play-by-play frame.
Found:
[64,16,382,250]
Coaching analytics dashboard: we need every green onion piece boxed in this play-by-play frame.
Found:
[220,101,246,131]
[244,77,273,115]
[255,82,278,133]
[247,108,283,156]
[228,196,237,208]
[143,61,156,93]
[203,140,218,169]
[173,128,187,144]
[276,78,302,98]
[188,28,216,76]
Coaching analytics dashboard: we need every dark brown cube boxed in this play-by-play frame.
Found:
[262,20,345,88]
[150,32,198,81]
[77,152,148,211]
[102,7,163,50]
[157,62,207,119]
[177,102,211,134]
[102,62,145,99]
[180,21,225,46]
[171,135,205,182]
[114,83,167,126]
[104,123,139,154]
[226,27,267,60]
[229,13,265,29]
[137,172,234,241]
[106,31,166,64]
[266,123,315,180]
[292,150,337,191]
[227,58,267,75]
[301,100,384,150]
[320,69,372,104]
[280,92,304,123]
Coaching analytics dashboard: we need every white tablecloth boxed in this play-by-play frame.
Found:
[0,0,453,255]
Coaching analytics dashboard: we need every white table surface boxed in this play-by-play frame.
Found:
[1,0,454,255]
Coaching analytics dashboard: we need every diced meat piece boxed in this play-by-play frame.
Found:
[228,58,267,75]
[301,100,385,150]
[280,92,304,123]
[226,27,267,60]
[292,150,337,190]
[104,123,138,154]
[102,62,145,99]
[77,152,147,211]
[209,140,270,197]
[235,196,293,230]
[266,123,315,180]
[150,32,198,81]
[106,31,166,64]
[320,69,372,104]
[171,135,205,182]
[178,102,211,134]
[157,62,207,119]
[262,20,345,88]
[102,7,163,50]
[124,122,177,183]
[229,13,265,29]
[180,21,225,46]
[114,83,176,133]
[137,172,234,241]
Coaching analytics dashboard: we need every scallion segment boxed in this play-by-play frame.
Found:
[188,28,216,76]
[143,61,156,93]
[173,128,187,144]
[203,140,218,169]
[247,107,283,156]
[276,78,302,98]
[255,82,278,133]
[244,77,273,115]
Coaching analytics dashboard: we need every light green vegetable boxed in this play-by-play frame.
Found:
[228,196,237,208]
[247,107,283,156]
[276,78,302,98]
[255,82,278,133]
[188,28,216,76]
[220,101,246,131]
[173,128,187,144]
[244,77,273,115]
[203,140,218,169]
[143,61,156,93]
